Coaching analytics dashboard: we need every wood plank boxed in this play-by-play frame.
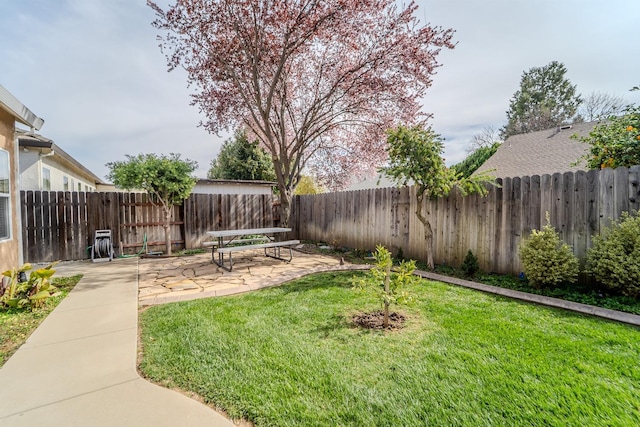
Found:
[71,192,81,260]
[25,191,38,262]
[573,170,588,267]
[509,177,521,274]
[629,165,640,213]
[56,192,66,260]
[78,191,87,259]
[528,175,541,232]
[614,166,629,217]
[586,169,600,242]
[561,171,574,243]
[491,178,502,272]
[599,167,615,229]
[550,172,563,231]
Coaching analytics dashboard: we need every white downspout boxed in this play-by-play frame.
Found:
[14,132,23,265]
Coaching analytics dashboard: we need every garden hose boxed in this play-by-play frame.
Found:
[94,237,112,259]
[118,233,147,258]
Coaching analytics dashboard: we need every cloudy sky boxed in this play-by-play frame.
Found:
[1,0,639,183]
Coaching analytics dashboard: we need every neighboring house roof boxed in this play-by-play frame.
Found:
[346,174,402,191]
[197,179,276,186]
[0,84,44,130]
[473,122,597,179]
[16,129,106,185]
[193,179,275,195]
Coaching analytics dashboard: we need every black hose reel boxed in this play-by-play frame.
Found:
[91,230,114,262]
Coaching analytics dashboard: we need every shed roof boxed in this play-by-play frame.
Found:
[473,122,597,179]
[196,179,276,186]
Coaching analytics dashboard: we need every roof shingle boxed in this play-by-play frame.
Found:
[473,122,597,179]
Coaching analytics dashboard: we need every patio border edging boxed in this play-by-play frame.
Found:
[417,271,640,327]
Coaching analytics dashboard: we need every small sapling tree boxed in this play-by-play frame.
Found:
[107,153,197,256]
[382,125,495,269]
[352,245,419,328]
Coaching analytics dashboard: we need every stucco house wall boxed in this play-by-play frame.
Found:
[17,132,101,192]
[0,84,45,273]
[19,151,97,192]
[0,108,19,272]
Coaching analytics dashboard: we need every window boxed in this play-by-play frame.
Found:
[78,182,82,192]
[42,167,51,191]
[63,176,69,191]
[85,185,89,192]
[0,149,10,240]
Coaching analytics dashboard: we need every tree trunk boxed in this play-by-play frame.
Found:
[415,191,434,269]
[423,221,434,270]
[383,261,391,328]
[278,188,293,228]
[164,207,172,256]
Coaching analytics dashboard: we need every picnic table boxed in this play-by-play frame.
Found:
[205,227,300,271]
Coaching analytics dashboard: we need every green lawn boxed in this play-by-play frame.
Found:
[0,274,83,366]
[139,272,640,426]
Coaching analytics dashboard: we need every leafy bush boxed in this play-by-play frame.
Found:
[1,263,58,310]
[461,250,480,277]
[587,212,640,298]
[518,218,579,288]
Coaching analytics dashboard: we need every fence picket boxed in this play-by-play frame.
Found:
[19,166,640,272]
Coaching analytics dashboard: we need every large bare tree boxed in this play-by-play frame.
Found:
[148,0,455,225]
[579,91,627,121]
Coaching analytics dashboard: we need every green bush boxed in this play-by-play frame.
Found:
[1,263,58,310]
[587,212,640,298]
[518,218,579,288]
[461,250,480,277]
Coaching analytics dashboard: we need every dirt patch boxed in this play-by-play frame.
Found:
[352,310,406,330]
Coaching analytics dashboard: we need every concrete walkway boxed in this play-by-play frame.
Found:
[0,258,234,427]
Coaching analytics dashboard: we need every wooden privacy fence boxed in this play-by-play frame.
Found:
[20,191,276,263]
[292,166,640,275]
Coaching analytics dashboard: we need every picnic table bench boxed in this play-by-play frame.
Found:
[206,227,300,271]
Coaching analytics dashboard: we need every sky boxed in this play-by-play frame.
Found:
[1,0,639,183]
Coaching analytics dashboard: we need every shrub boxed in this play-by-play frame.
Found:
[461,250,480,277]
[586,212,640,298]
[518,217,579,288]
[1,263,58,310]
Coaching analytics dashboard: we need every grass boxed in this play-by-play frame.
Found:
[0,274,83,367]
[139,271,640,426]
[434,264,640,315]
[303,243,640,315]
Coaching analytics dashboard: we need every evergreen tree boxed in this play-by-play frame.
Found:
[502,61,582,138]
[208,130,276,181]
[452,142,501,178]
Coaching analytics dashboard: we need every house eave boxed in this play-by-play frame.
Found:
[0,84,44,130]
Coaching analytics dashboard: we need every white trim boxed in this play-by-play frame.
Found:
[0,148,12,242]
[13,139,23,264]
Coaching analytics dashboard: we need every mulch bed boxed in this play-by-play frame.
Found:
[352,310,406,330]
